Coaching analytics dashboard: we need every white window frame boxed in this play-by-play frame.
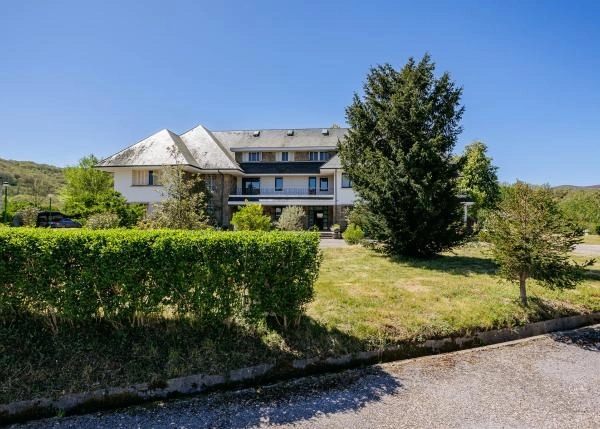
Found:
[248,152,261,162]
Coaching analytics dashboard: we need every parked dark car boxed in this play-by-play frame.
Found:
[36,211,64,227]
[50,218,82,228]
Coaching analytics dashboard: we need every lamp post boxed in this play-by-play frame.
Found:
[2,181,9,224]
[48,193,54,226]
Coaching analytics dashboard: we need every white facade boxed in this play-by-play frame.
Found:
[112,168,164,204]
[96,126,357,228]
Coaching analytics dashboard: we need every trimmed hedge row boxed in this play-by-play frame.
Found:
[0,229,321,326]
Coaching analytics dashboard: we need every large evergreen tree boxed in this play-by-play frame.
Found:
[339,54,464,257]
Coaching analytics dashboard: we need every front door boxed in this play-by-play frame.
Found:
[314,210,324,230]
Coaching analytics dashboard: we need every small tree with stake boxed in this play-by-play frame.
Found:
[483,182,593,306]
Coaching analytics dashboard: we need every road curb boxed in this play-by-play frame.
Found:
[3,311,600,425]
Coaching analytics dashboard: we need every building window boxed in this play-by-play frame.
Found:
[281,152,289,161]
[204,175,217,193]
[308,176,316,195]
[320,177,329,192]
[275,177,283,191]
[319,152,330,161]
[309,151,319,161]
[132,170,161,186]
[248,152,260,162]
[341,173,352,188]
[242,178,260,195]
[275,207,282,220]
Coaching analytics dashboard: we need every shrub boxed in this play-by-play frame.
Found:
[14,206,39,227]
[596,225,600,235]
[276,206,306,231]
[0,229,321,328]
[342,223,365,244]
[330,224,340,233]
[85,212,120,229]
[231,203,271,231]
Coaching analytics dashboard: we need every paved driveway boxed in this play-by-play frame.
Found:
[16,325,600,429]
[574,244,600,256]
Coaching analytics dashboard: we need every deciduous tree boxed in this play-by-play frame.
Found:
[483,182,592,306]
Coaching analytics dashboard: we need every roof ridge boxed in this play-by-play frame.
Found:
[197,125,241,168]
[166,130,200,168]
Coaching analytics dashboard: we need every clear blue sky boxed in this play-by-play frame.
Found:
[1,0,599,185]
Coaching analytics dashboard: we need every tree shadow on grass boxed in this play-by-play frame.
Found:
[0,311,378,407]
[389,253,498,276]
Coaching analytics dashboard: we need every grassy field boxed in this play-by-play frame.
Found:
[2,243,599,403]
[583,234,600,245]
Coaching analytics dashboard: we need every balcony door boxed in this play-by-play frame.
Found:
[242,178,260,195]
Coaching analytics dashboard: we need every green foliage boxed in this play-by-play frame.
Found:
[62,155,113,214]
[61,155,143,227]
[596,225,600,235]
[556,189,600,232]
[339,54,464,257]
[85,212,120,229]
[231,203,271,231]
[142,167,210,230]
[342,223,365,244]
[482,182,592,306]
[0,229,321,328]
[14,206,40,226]
[346,201,389,240]
[457,141,500,217]
[329,224,340,233]
[276,206,306,231]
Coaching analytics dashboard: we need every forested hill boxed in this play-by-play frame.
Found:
[0,158,66,203]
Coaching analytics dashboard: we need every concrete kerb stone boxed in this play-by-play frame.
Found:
[2,311,600,425]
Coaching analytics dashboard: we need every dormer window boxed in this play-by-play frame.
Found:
[281,152,289,161]
[319,152,330,161]
[248,152,260,162]
[309,151,319,161]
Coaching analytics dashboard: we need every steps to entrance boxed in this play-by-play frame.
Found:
[318,231,333,239]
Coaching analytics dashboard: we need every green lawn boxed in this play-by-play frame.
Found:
[2,243,599,403]
[583,234,600,245]
[310,244,600,343]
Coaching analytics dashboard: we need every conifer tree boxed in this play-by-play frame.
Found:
[339,54,464,257]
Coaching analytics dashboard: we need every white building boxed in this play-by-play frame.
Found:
[95,125,357,229]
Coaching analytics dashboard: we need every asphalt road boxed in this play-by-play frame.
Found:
[14,325,600,429]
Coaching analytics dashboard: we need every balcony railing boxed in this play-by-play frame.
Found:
[232,187,334,196]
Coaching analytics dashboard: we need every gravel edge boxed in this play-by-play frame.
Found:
[2,311,600,425]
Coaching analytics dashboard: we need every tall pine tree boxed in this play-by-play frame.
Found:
[339,54,464,257]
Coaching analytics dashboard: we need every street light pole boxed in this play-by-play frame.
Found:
[2,182,9,224]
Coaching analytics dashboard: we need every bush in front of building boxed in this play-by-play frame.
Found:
[231,203,271,231]
[276,206,306,231]
[0,228,320,328]
[342,223,365,244]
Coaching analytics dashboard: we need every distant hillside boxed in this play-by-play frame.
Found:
[552,185,600,191]
[0,158,66,204]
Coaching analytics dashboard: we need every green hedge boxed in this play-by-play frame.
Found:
[0,229,321,326]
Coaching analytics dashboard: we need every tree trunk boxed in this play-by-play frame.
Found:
[519,273,528,307]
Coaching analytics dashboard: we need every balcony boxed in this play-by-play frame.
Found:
[232,187,334,196]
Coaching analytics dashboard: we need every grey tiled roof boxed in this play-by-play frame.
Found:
[97,125,347,172]
[96,129,200,168]
[320,154,342,169]
[240,162,325,175]
[179,125,241,170]
[213,128,348,151]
